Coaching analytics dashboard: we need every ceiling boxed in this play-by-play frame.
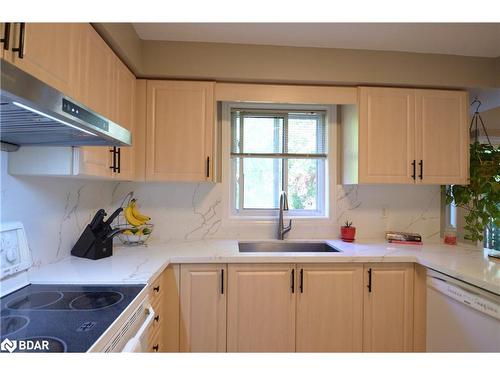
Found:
[133,23,500,58]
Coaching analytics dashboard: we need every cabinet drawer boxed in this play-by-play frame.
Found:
[148,329,162,353]
[149,277,164,307]
[149,304,163,336]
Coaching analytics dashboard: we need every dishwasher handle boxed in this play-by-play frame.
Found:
[427,275,500,320]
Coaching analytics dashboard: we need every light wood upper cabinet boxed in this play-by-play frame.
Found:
[358,87,416,184]
[74,146,113,178]
[296,264,363,352]
[133,80,147,181]
[146,80,214,182]
[363,263,414,352]
[227,264,296,352]
[76,25,137,180]
[113,57,136,181]
[341,87,468,185]
[1,23,12,60]
[79,24,115,119]
[415,89,468,184]
[5,23,81,99]
[73,24,116,179]
[180,264,226,352]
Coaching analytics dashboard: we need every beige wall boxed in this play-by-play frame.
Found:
[93,23,144,73]
[480,107,500,130]
[95,23,499,89]
[141,40,497,89]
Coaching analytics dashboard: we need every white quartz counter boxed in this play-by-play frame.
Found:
[28,239,500,295]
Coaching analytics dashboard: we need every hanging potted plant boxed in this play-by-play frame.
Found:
[444,99,500,246]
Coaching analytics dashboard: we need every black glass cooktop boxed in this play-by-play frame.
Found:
[0,284,145,353]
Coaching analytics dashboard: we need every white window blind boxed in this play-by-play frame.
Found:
[231,110,327,159]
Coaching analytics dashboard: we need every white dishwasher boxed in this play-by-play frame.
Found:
[426,269,500,352]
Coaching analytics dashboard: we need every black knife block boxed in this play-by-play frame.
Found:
[71,224,113,260]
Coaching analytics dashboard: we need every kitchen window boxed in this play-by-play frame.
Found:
[230,108,328,217]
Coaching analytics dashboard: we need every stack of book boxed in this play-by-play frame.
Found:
[386,231,422,245]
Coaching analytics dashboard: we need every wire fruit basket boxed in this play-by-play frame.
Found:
[116,223,154,246]
[114,192,154,246]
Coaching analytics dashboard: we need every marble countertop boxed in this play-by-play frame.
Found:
[28,239,500,295]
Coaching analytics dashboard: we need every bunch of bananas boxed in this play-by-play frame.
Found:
[124,199,151,227]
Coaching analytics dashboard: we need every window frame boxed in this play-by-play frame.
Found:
[224,103,334,220]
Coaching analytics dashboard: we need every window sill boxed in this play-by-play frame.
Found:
[227,215,330,222]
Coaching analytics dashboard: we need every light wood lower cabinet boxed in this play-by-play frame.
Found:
[157,262,424,353]
[296,264,363,352]
[363,263,415,352]
[148,264,180,353]
[227,264,296,352]
[180,264,226,352]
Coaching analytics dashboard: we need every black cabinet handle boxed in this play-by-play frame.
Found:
[109,147,117,172]
[152,344,159,352]
[154,315,160,322]
[1,23,11,50]
[418,160,423,180]
[153,285,160,293]
[221,269,224,295]
[411,160,416,180]
[367,268,372,293]
[299,268,304,293]
[206,156,210,178]
[116,147,121,173]
[12,22,25,58]
[291,269,295,293]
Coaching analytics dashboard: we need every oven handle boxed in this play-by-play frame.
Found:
[122,304,155,352]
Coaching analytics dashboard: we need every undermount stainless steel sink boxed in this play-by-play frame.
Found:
[238,241,342,253]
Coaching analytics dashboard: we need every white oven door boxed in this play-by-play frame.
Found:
[122,304,155,352]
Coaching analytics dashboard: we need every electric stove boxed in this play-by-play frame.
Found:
[0,283,145,352]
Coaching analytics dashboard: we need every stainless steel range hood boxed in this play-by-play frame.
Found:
[0,61,131,148]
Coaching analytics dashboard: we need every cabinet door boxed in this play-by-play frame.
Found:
[76,25,116,178]
[162,265,181,352]
[74,147,113,178]
[1,23,12,60]
[296,264,363,352]
[227,264,296,352]
[79,24,115,118]
[359,87,416,183]
[133,80,147,181]
[8,23,81,99]
[113,57,136,181]
[180,264,226,352]
[415,90,468,185]
[146,80,214,182]
[363,263,414,352]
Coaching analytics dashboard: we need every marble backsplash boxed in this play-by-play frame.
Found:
[1,151,442,266]
[0,152,115,267]
[110,182,441,243]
